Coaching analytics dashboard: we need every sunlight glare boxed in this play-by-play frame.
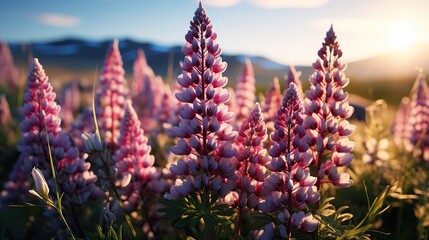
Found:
[387,21,417,51]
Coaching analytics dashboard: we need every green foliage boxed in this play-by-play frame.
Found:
[87,225,123,240]
[317,184,391,240]
[158,188,234,240]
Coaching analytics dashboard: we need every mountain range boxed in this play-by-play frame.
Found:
[7,38,429,105]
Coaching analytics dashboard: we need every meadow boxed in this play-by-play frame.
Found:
[0,2,428,240]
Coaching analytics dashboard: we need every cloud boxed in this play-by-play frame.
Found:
[37,13,80,27]
[202,0,329,8]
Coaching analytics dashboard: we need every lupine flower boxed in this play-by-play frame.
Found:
[112,100,165,213]
[223,103,268,237]
[95,40,129,151]
[29,167,50,201]
[0,41,20,90]
[235,58,256,125]
[0,58,97,211]
[166,2,237,199]
[131,48,162,133]
[285,65,303,98]
[59,80,80,131]
[70,106,95,155]
[391,97,411,149]
[262,78,282,134]
[404,72,429,161]
[81,131,117,192]
[303,25,355,189]
[0,94,15,144]
[259,83,319,238]
[156,85,175,130]
[362,137,390,166]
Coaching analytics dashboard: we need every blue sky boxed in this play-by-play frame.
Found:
[1,0,428,65]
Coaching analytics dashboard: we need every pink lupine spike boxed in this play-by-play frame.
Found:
[113,100,165,213]
[0,94,15,143]
[224,103,268,237]
[0,58,97,211]
[285,65,303,98]
[166,3,237,200]
[95,40,130,151]
[235,58,256,126]
[303,25,355,190]
[59,80,80,131]
[132,48,150,96]
[404,72,429,161]
[391,97,411,149]
[131,48,165,133]
[262,77,282,133]
[260,83,319,237]
[0,41,20,91]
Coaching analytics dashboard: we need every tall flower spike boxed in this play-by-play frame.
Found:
[0,58,97,210]
[285,65,303,98]
[113,100,165,213]
[259,83,319,238]
[303,25,355,189]
[95,40,129,151]
[404,72,429,161]
[166,2,237,199]
[235,58,256,126]
[391,97,411,149]
[223,103,269,237]
[131,48,161,133]
[59,80,80,131]
[262,78,282,134]
[0,94,15,144]
[0,41,20,91]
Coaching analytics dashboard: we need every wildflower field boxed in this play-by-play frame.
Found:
[0,2,429,240]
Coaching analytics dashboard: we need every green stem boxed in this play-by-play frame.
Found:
[44,124,76,240]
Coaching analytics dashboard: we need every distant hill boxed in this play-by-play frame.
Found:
[8,38,299,89]
[7,38,429,106]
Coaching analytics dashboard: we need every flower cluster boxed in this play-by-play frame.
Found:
[95,40,129,151]
[391,97,411,149]
[258,83,319,238]
[303,25,355,189]
[285,65,303,98]
[166,2,237,199]
[403,72,429,161]
[59,80,80,131]
[262,77,282,133]
[0,41,20,91]
[113,100,165,212]
[235,58,256,125]
[0,58,97,210]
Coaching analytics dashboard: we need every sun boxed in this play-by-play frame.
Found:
[387,21,417,51]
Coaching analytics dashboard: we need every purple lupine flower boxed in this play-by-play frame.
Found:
[95,40,129,151]
[59,80,80,131]
[69,106,95,155]
[391,97,411,149]
[156,85,175,130]
[0,94,15,144]
[113,100,165,213]
[259,83,319,238]
[0,58,97,210]
[285,65,303,98]
[131,48,161,133]
[262,78,282,134]
[303,25,355,189]
[166,2,237,199]
[223,103,268,237]
[235,58,256,125]
[404,72,429,161]
[0,41,20,90]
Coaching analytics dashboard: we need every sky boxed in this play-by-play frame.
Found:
[1,0,428,65]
